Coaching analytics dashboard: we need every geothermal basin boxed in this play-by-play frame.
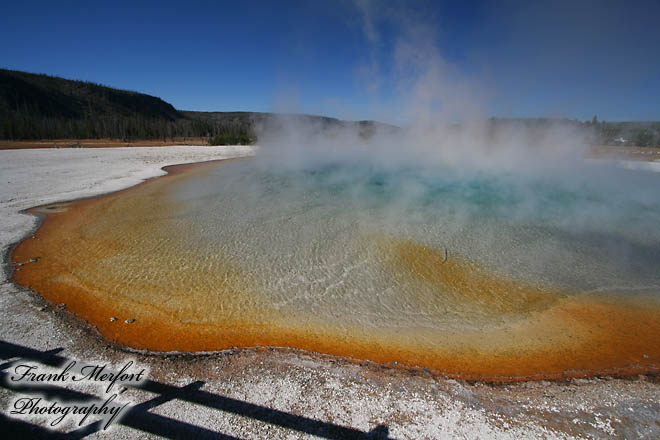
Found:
[12,154,660,381]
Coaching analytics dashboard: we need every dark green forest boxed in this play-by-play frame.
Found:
[0,69,258,144]
[487,117,660,147]
[0,69,393,145]
[585,117,660,147]
[1,69,659,147]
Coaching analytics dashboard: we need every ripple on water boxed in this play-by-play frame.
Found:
[12,158,660,381]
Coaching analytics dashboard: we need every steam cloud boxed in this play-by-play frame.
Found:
[256,1,591,174]
[227,0,660,291]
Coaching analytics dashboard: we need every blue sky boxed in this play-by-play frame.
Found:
[2,0,659,123]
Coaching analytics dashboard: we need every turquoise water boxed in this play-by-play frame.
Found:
[167,157,660,326]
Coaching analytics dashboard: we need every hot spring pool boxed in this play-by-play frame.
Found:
[13,156,660,380]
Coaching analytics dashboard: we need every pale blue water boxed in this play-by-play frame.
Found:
[166,156,660,327]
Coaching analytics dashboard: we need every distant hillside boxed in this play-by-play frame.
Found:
[2,69,657,147]
[0,69,394,144]
[0,70,261,143]
[0,69,189,140]
[0,69,181,120]
[181,111,400,144]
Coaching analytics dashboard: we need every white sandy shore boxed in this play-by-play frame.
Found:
[586,157,660,173]
[0,146,658,439]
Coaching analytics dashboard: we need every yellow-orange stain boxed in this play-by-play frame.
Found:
[11,160,660,382]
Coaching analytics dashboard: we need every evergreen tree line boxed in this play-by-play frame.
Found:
[1,69,257,143]
[586,119,660,147]
[0,112,255,143]
[3,70,659,148]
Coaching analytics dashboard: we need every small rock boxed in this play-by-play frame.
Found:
[58,303,65,308]
[643,354,649,359]
[29,257,41,263]
[15,262,24,267]
[125,318,136,324]
[110,317,117,322]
